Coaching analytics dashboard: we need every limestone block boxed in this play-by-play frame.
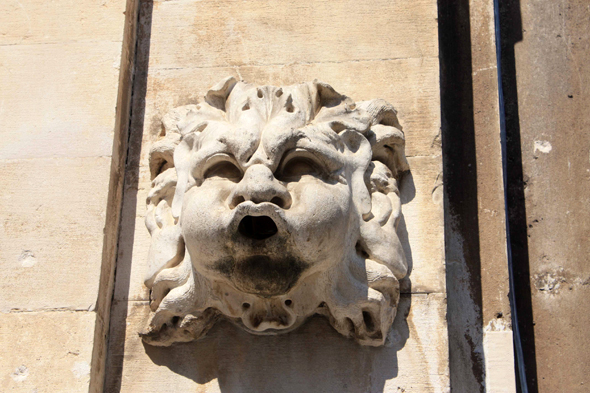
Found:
[0,0,125,45]
[106,294,449,392]
[147,0,438,69]
[401,156,445,294]
[0,42,122,159]
[112,187,152,303]
[484,330,516,393]
[0,157,111,311]
[142,58,441,158]
[0,311,96,392]
[529,282,590,392]
[107,0,446,386]
[508,2,590,389]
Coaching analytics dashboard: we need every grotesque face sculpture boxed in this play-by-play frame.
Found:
[142,77,409,346]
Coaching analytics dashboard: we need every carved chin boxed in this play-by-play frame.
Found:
[214,255,308,297]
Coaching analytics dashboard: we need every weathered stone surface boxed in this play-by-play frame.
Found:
[140,78,411,347]
[87,1,141,391]
[468,2,516,391]
[106,0,447,389]
[501,0,590,391]
[0,0,125,45]
[1,0,131,392]
[0,42,122,159]
[400,156,445,294]
[143,58,441,158]
[0,157,111,311]
[468,0,512,329]
[114,154,444,305]
[0,312,96,392]
[438,0,518,390]
[106,294,449,392]
[483,330,517,393]
[147,0,438,69]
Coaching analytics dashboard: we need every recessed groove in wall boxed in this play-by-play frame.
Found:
[438,0,485,391]
[88,1,144,392]
[101,0,155,391]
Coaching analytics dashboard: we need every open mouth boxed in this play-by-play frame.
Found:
[238,215,278,240]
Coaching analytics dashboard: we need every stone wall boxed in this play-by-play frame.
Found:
[103,0,449,392]
[438,0,517,391]
[6,0,587,392]
[0,0,127,391]
[500,0,590,391]
[439,0,519,391]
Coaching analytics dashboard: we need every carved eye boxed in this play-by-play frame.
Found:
[203,158,242,182]
[277,152,324,181]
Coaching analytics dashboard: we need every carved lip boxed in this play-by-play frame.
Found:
[237,316,305,335]
[229,201,288,235]
[228,254,306,296]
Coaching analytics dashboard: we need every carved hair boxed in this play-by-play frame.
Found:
[142,77,409,346]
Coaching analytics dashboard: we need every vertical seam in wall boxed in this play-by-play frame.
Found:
[493,1,528,391]
[88,1,141,392]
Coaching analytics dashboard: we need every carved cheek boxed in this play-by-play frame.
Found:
[179,182,236,263]
[287,180,353,261]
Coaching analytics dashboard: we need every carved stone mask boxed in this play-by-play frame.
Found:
[142,77,409,346]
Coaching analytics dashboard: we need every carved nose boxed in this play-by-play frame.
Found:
[229,164,292,209]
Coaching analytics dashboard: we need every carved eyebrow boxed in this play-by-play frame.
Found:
[257,129,305,169]
[278,148,325,170]
[190,140,242,179]
[262,129,306,152]
[203,152,241,169]
[262,126,345,172]
[287,140,344,174]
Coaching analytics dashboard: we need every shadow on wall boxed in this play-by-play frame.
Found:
[438,0,486,391]
[498,0,538,391]
[103,0,153,392]
[144,306,410,393]
[398,171,415,294]
[439,0,536,391]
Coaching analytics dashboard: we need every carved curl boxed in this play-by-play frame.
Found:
[141,77,409,346]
